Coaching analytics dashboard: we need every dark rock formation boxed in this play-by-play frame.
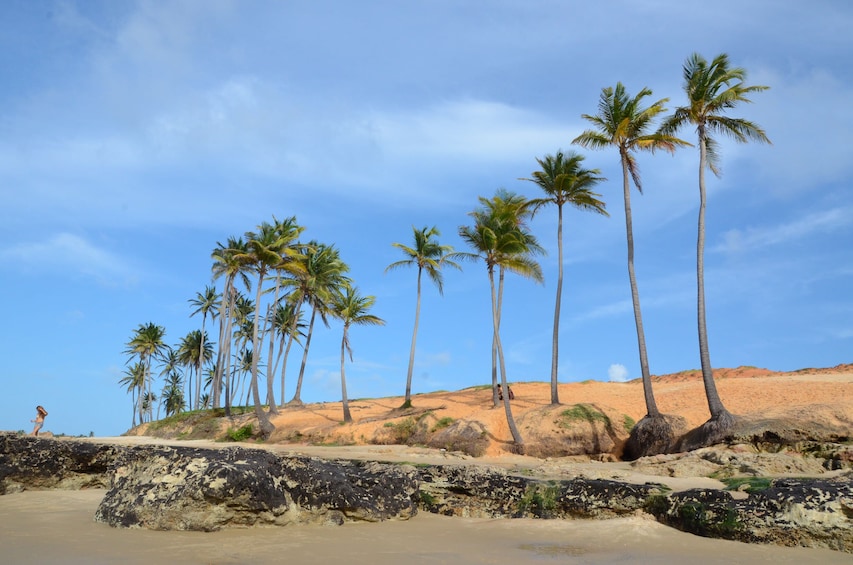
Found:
[416,464,665,519]
[647,475,853,552]
[0,434,118,493]
[94,444,419,530]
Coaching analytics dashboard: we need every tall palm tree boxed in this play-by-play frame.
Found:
[124,322,168,423]
[235,221,294,438]
[385,226,462,409]
[521,151,608,405]
[474,190,542,408]
[211,237,251,414]
[262,216,305,416]
[331,286,385,423]
[573,83,688,419]
[661,53,770,434]
[459,190,544,453]
[189,285,219,411]
[288,242,351,405]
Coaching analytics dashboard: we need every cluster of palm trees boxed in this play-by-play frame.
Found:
[122,217,383,436]
[121,53,768,453]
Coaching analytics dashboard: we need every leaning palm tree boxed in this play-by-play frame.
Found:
[288,242,351,405]
[573,83,690,458]
[385,226,462,409]
[661,53,771,446]
[234,221,294,438]
[521,151,608,405]
[332,286,385,423]
[189,285,219,411]
[459,191,544,453]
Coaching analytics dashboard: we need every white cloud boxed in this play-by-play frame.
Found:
[0,233,137,286]
[608,363,629,382]
[714,206,852,254]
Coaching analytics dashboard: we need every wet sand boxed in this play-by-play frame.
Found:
[1,488,848,564]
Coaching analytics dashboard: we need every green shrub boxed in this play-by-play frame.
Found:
[432,417,454,431]
[225,424,253,442]
[623,414,636,432]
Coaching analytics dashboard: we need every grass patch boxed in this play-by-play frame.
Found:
[432,417,454,431]
[225,424,253,442]
[557,404,610,428]
[623,414,636,433]
[720,477,772,493]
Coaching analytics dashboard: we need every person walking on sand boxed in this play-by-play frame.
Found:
[30,405,48,436]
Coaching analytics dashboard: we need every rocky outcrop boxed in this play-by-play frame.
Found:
[1,433,851,553]
[417,463,663,519]
[1,434,418,531]
[0,434,118,493]
[95,444,419,530]
[647,476,853,552]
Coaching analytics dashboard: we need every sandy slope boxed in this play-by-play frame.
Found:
[99,363,852,490]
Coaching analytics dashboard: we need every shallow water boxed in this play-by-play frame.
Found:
[0,489,848,564]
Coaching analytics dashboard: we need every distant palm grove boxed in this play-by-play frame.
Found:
[122,53,769,453]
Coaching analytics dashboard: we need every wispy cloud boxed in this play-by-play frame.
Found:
[0,233,137,286]
[713,207,851,254]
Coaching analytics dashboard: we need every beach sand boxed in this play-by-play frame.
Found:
[2,488,850,564]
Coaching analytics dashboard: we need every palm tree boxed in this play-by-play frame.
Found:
[269,302,305,406]
[331,286,385,423]
[521,151,608,405]
[385,226,462,409]
[119,361,145,428]
[661,53,770,442]
[288,242,351,405]
[235,221,293,438]
[474,189,542,408]
[573,83,689,458]
[161,372,184,417]
[124,322,168,423]
[189,285,219,411]
[177,330,213,411]
[262,216,305,415]
[459,190,544,453]
[211,237,251,414]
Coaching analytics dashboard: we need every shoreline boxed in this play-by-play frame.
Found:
[2,488,850,564]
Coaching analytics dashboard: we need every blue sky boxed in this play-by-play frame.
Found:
[1,1,851,436]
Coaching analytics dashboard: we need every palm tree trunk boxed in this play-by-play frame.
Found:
[212,277,232,409]
[291,305,317,404]
[489,267,524,451]
[280,298,304,407]
[697,135,728,418]
[341,328,352,423]
[402,268,423,408]
[249,272,275,437]
[550,204,564,405]
[264,303,278,415]
[621,152,660,417]
[490,267,507,407]
[223,285,236,416]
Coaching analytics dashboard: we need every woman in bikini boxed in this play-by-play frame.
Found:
[31,405,48,436]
